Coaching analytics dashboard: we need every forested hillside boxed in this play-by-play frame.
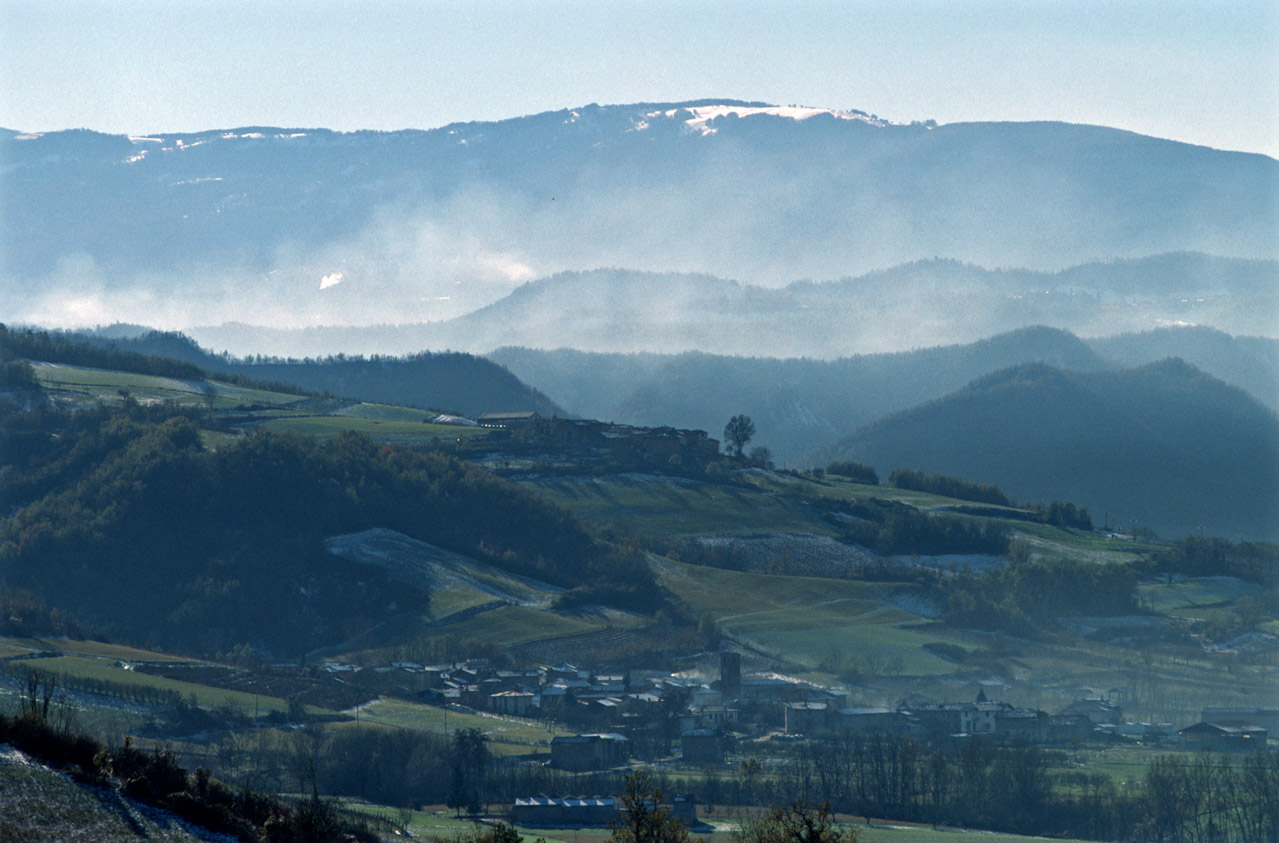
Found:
[809,360,1279,540]
[55,327,563,418]
[0,402,645,657]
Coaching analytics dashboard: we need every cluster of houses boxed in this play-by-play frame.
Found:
[326,654,1270,767]
[784,694,1116,744]
[475,411,721,463]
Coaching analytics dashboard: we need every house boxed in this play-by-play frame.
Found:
[1201,708,1279,733]
[784,701,829,735]
[490,691,535,717]
[835,707,918,736]
[1062,699,1123,725]
[993,708,1047,742]
[739,677,806,703]
[512,796,619,827]
[477,411,542,429]
[550,733,630,771]
[1047,713,1098,744]
[1179,722,1269,752]
[681,729,723,764]
[679,705,738,732]
[909,701,1008,737]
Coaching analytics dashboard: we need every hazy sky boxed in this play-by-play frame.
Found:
[2,0,1276,156]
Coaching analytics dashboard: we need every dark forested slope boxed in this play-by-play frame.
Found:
[808,360,1279,540]
[0,405,635,657]
[55,327,563,418]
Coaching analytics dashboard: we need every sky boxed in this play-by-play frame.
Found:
[2,0,1276,158]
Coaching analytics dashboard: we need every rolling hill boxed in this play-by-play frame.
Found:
[807,360,1279,540]
[492,324,1279,465]
[57,327,563,418]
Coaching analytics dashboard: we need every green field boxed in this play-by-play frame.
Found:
[338,800,1089,843]
[258,414,481,439]
[529,475,832,538]
[655,558,961,675]
[1138,576,1259,613]
[32,361,488,445]
[22,655,288,714]
[32,361,301,408]
[430,605,616,648]
[0,636,194,663]
[355,698,569,756]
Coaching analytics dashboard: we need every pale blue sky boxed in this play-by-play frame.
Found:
[2,0,1276,157]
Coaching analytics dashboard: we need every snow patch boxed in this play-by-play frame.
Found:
[650,104,894,136]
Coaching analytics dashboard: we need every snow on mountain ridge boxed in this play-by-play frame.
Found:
[650,103,897,135]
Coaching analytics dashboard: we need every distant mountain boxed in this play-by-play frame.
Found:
[4,101,1276,335]
[1088,326,1279,411]
[492,324,1279,465]
[492,326,1115,463]
[68,329,563,418]
[186,254,1279,358]
[807,361,1279,540]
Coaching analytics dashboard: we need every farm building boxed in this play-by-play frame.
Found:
[1179,722,1269,752]
[1201,707,1279,732]
[550,733,630,771]
[511,796,619,826]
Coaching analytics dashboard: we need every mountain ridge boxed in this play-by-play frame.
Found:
[185,253,1279,358]
[6,102,1275,331]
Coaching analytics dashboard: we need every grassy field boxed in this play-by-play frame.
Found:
[258,414,482,439]
[432,605,617,648]
[32,361,488,445]
[654,558,960,675]
[354,698,568,756]
[338,800,1089,843]
[24,655,289,714]
[0,636,194,663]
[1138,577,1259,613]
[529,475,833,538]
[32,361,301,408]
